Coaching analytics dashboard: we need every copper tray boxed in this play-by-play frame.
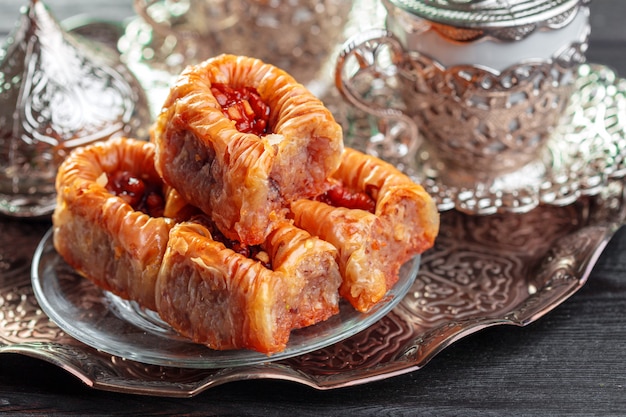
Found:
[0,12,625,399]
[0,178,624,397]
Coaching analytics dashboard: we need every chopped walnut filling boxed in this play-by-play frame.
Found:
[105,171,165,218]
[211,83,270,135]
[202,219,272,269]
[315,181,376,214]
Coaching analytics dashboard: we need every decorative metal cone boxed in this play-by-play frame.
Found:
[0,0,151,218]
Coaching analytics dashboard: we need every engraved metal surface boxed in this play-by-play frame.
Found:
[339,60,626,215]
[0,1,150,218]
[0,4,624,399]
[0,178,623,397]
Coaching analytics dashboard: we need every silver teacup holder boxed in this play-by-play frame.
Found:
[336,0,626,214]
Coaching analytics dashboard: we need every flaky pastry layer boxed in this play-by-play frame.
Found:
[53,137,174,311]
[53,137,341,354]
[152,54,343,246]
[291,148,440,312]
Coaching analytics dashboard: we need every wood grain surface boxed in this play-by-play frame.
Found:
[0,0,625,415]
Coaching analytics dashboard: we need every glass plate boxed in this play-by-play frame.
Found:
[31,228,421,369]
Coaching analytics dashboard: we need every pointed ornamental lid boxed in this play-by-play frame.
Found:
[0,0,150,161]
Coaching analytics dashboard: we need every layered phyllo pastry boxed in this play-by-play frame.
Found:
[291,148,439,312]
[53,137,341,354]
[157,217,341,354]
[53,137,174,311]
[151,54,343,246]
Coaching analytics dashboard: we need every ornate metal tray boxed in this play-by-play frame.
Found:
[0,177,623,397]
[0,8,624,399]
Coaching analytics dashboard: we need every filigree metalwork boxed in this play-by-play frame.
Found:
[0,1,150,218]
[340,64,625,215]
[403,58,577,173]
[414,64,626,214]
[337,22,590,175]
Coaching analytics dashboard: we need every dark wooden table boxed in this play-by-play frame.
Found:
[1,1,625,415]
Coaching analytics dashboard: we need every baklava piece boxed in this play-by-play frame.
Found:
[53,137,174,311]
[152,54,344,245]
[291,148,440,312]
[156,218,341,354]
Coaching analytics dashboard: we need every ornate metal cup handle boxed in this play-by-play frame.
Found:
[335,29,419,163]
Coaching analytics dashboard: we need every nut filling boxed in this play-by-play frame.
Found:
[106,171,165,218]
[315,182,376,213]
[211,83,270,135]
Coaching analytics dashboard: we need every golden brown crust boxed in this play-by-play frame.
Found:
[52,138,175,311]
[335,147,440,255]
[152,54,343,245]
[51,70,440,352]
[155,218,341,354]
[262,220,341,330]
[291,148,440,312]
[53,136,342,355]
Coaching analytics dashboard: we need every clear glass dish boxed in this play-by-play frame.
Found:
[31,228,421,369]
